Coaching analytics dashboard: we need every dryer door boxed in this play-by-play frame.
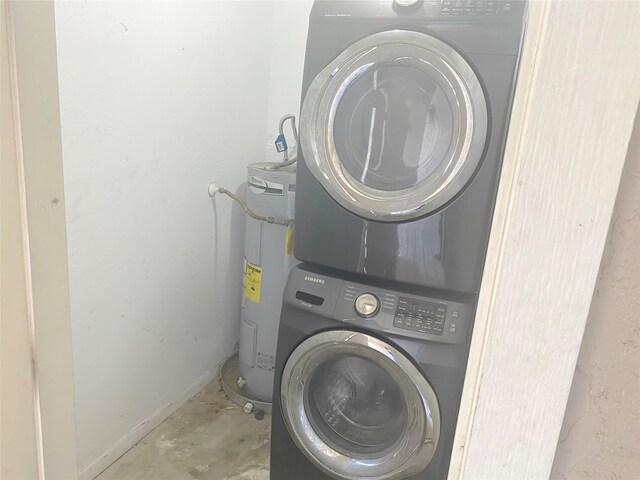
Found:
[300,30,487,222]
[280,330,440,480]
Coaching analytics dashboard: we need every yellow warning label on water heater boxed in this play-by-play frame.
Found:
[245,262,262,304]
[285,227,294,256]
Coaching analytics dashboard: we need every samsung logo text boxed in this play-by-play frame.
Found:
[304,276,325,284]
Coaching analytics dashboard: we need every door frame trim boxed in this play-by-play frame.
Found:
[449,1,639,478]
[2,3,45,478]
[4,2,78,478]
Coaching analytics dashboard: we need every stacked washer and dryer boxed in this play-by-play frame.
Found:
[271,1,527,479]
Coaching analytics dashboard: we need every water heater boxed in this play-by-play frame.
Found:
[238,162,297,401]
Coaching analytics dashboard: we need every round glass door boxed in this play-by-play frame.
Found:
[300,30,488,221]
[280,330,440,480]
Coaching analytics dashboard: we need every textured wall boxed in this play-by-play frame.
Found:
[551,109,640,479]
[54,2,276,475]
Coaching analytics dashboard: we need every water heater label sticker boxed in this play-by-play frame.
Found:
[248,176,284,196]
[245,262,262,304]
[257,352,275,371]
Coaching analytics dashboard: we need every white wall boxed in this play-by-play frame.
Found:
[54,1,276,475]
[551,110,640,479]
[264,0,313,161]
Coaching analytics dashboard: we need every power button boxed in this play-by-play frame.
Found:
[355,293,380,318]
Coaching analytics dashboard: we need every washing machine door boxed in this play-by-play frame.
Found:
[280,330,440,480]
[300,30,488,222]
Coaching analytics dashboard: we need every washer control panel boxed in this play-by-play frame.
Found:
[311,0,524,21]
[285,268,473,345]
[337,281,472,344]
[439,0,516,16]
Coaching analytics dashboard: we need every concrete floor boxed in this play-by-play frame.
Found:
[96,379,271,480]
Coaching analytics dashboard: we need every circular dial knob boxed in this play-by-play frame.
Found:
[354,293,380,318]
[394,0,421,8]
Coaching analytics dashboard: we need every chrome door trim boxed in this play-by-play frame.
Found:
[280,330,441,480]
[300,30,488,222]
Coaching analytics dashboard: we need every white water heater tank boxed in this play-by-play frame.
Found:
[239,162,297,402]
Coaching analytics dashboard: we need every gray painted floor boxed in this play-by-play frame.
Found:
[96,379,271,480]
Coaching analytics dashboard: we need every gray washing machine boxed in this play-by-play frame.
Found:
[271,266,474,479]
[295,0,527,294]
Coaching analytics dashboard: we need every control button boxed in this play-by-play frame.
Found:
[451,0,464,13]
[355,293,379,318]
[394,0,421,7]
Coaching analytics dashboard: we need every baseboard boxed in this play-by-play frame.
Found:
[78,366,220,480]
